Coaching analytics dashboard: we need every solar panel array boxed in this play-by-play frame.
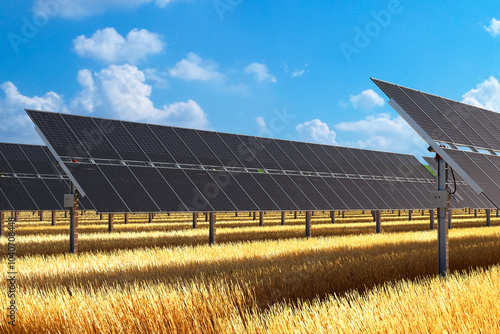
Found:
[28,109,444,213]
[0,143,92,211]
[423,156,494,209]
[372,78,500,208]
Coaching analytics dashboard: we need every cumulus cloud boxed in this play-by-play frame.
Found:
[0,64,209,143]
[73,64,209,128]
[484,18,500,37]
[169,53,222,81]
[334,113,426,153]
[256,116,266,129]
[244,63,277,83]
[349,89,385,110]
[462,76,500,112]
[296,119,337,145]
[0,82,68,143]
[73,28,164,64]
[33,0,176,19]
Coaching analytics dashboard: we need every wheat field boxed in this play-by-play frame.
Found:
[1,210,500,333]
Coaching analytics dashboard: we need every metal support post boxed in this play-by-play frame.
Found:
[305,211,311,238]
[108,214,114,233]
[409,210,412,221]
[330,211,335,224]
[51,211,56,226]
[281,211,285,226]
[448,209,452,229]
[259,212,264,226]
[487,209,491,227]
[193,213,197,229]
[69,185,79,254]
[376,210,381,234]
[124,213,128,224]
[437,158,448,276]
[209,212,216,245]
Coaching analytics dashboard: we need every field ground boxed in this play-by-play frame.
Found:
[2,209,500,333]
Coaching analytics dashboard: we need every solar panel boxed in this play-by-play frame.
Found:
[122,122,176,163]
[273,140,315,172]
[287,175,331,210]
[197,131,243,167]
[250,173,298,210]
[252,137,295,171]
[149,125,200,165]
[60,114,120,160]
[174,128,223,166]
[0,143,37,174]
[306,176,349,210]
[0,142,96,211]
[27,109,456,213]
[65,163,129,213]
[230,172,279,210]
[129,166,187,211]
[290,141,331,173]
[157,168,213,211]
[237,135,281,170]
[372,78,500,209]
[207,170,260,211]
[217,132,263,169]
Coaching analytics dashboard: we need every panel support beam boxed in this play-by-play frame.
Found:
[305,211,311,238]
[474,209,477,218]
[486,209,491,227]
[342,211,345,218]
[209,212,216,245]
[148,213,153,224]
[51,211,56,226]
[39,211,43,221]
[281,211,285,226]
[437,158,449,277]
[69,185,79,254]
[108,214,114,233]
[408,210,412,221]
[193,213,197,229]
[124,213,128,224]
[330,211,335,224]
[259,212,264,226]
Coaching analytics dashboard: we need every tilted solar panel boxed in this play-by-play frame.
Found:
[26,109,452,212]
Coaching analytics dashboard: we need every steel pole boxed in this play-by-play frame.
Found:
[437,158,448,276]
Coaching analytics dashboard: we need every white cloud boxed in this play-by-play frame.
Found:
[75,64,209,128]
[296,119,337,145]
[256,116,266,129]
[462,76,500,112]
[143,68,168,88]
[33,0,176,19]
[244,63,277,83]
[73,28,164,64]
[0,82,68,143]
[349,89,385,110]
[334,113,426,153]
[169,53,222,81]
[291,69,305,78]
[484,18,500,37]
[0,64,209,143]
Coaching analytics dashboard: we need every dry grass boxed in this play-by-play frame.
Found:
[2,210,500,333]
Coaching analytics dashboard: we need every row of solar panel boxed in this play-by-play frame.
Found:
[0,143,61,175]
[0,177,93,211]
[65,162,476,213]
[28,110,433,180]
[372,78,500,151]
[0,143,95,211]
[423,155,495,209]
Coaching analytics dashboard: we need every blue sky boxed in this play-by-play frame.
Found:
[1,1,500,159]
